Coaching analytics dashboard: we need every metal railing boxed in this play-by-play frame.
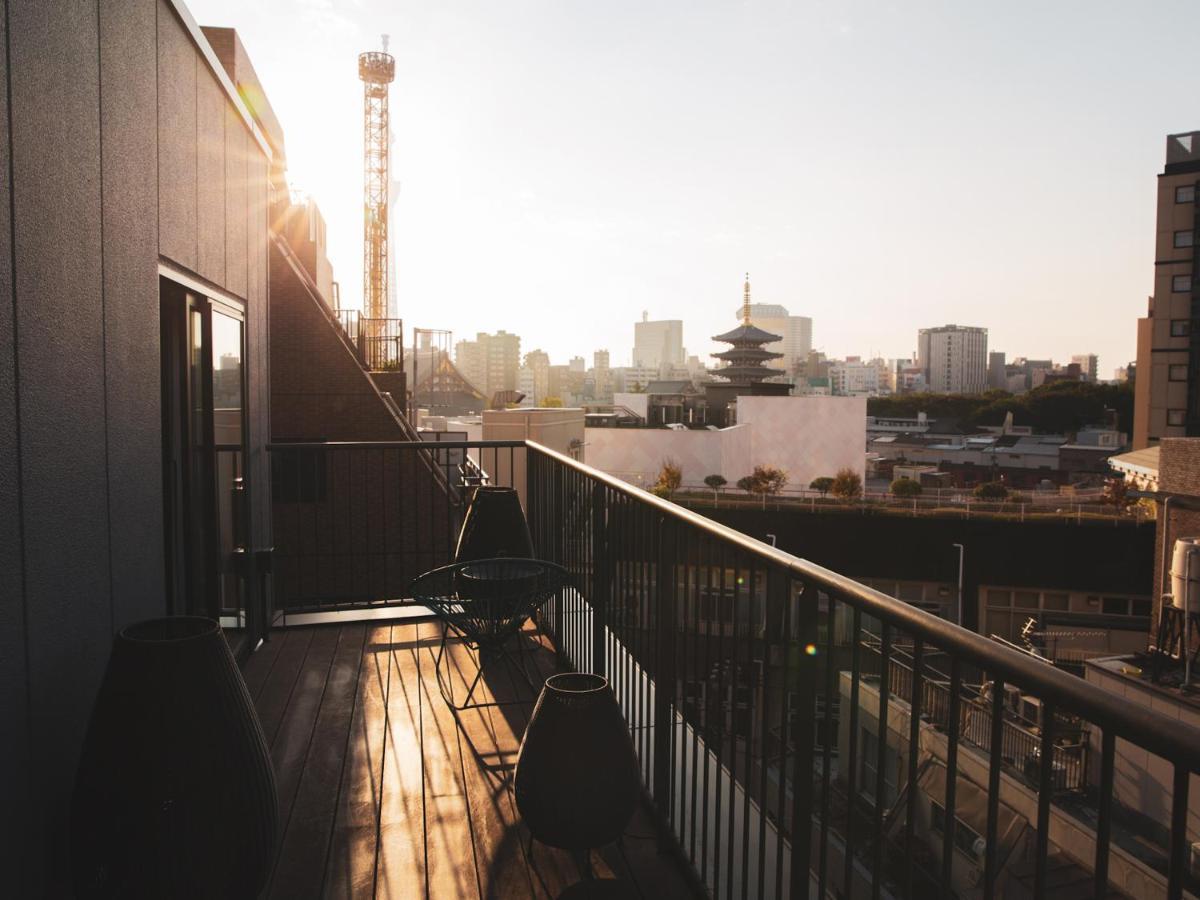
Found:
[266,439,1200,899]
[331,310,404,371]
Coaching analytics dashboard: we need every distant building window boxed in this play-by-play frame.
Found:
[1170,364,1189,381]
[1174,275,1193,292]
[1132,598,1153,617]
[1102,597,1130,616]
[987,590,1011,608]
[1175,230,1195,248]
[1043,592,1069,611]
[1178,185,1196,204]
[1172,320,1191,337]
[1169,409,1187,426]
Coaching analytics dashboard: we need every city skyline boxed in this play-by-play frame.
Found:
[184,0,1199,370]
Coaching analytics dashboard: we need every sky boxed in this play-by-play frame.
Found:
[187,0,1200,375]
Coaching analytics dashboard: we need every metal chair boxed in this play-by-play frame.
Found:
[409,558,570,711]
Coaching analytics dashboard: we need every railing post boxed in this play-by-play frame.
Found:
[653,516,676,829]
[789,580,818,899]
[591,482,609,679]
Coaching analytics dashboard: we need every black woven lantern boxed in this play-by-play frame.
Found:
[455,485,534,562]
[514,673,639,852]
[71,617,277,899]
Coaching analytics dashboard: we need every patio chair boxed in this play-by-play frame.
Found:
[409,557,570,711]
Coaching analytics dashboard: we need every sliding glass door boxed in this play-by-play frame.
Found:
[161,277,260,659]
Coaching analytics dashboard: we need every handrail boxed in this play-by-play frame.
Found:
[525,440,1200,772]
[264,437,1200,772]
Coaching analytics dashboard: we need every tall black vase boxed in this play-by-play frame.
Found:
[71,617,278,899]
[455,485,534,562]
[514,673,639,851]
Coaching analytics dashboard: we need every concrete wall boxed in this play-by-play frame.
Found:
[0,2,273,890]
[583,395,865,490]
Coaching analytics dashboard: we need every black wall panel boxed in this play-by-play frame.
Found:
[101,0,164,629]
[9,0,109,882]
[0,1,29,889]
[157,0,197,270]
[196,63,226,284]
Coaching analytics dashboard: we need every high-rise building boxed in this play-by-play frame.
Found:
[916,324,988,394]
[988,351,1007,390]
[734,302,813,375]
[632,313,684,369]
[1135,131,1200,447]
[523,349,550,405]
[1071,353,1099,382]
[453,330,521,400]
[592,349,613,400]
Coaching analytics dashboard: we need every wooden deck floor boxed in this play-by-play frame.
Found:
[243,621,698,899]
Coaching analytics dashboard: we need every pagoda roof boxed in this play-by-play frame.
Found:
[711,347,783,363]
[711,323,782,344]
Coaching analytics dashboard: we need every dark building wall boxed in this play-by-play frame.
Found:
[698,507,1154,633]
[270,239,407,441]
[1,1,273,890]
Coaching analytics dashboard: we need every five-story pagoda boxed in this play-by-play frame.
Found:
[711,274,784,383]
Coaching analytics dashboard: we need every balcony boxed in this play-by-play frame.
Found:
[264,440,1200,899]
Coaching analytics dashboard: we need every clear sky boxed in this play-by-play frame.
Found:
[188,0,1200,375]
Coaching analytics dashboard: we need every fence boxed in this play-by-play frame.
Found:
[266,439,1200,899]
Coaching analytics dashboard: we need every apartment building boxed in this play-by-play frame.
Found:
[453,329,521,400]
[1134,131,1200,447]
[917,324,988,394]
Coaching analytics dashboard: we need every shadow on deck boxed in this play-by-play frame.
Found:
[243,621,697,899]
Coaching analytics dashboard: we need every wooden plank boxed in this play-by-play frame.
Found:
[444,628,585,898]
[255,627,315,745]
[414,621,482,900]
[242,628,289,701]
[373,623,429,898]
[323,625,391,898]
[439,632,537,900]
[268,624,365,900]
[268,627,341,868]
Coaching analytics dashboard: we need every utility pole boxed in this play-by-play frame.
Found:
[952,543,965,626]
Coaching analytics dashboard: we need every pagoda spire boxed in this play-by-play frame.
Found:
[742,272,751,325]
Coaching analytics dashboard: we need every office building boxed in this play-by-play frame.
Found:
[735,302,813,374]
[632,313,684,369]
[1071,353,1099,382]
[1134,131,1200,446]
[453,330,521,400]
[917,324,988,394]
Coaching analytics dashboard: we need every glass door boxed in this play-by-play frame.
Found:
[161,278,258,659]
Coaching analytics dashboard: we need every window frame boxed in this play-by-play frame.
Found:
[1174,274,1193,293]
[1178,184,1196,204]
[1175,230,1195,249]
[1172,320,1191,338]
[1170,364,1189,382]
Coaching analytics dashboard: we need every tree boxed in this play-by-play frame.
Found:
[891,477,922,498]
[737,475,755,493]
[750,465,788,496]
[809,476,835,497]
[1102,476,1135,510]
[653,458,683,499]
[973,481,1008,500]
[704,474,727,501]
[831,468,863,501]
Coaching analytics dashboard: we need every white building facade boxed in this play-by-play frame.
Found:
[633,315,685,368]
[917,324,988,394]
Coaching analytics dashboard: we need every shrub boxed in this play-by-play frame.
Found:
[891,477,922,498]
[809,476,835,497]
[831,468,863,500]
[653,458,683,498]
[973,481,1008,500]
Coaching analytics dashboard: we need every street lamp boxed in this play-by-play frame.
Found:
[952,543,965,626]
